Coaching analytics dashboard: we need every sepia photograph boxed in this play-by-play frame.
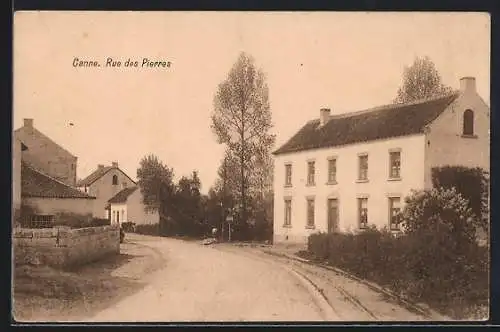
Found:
[12,11,490,323]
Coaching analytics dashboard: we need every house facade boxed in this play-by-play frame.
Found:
[14,118,78,187]
[77,162,136,218]
[108,186,159,225]
[272,77,489,244]
[12,138,26,212]
[21,163,96,227]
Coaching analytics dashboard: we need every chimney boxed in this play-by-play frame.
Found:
[320,108,331,126]
[112,162,118,168]
[24,118,33,128]
[97,164,104,170]
[460,77,476,93]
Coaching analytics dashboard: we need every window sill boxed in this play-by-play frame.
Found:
[326,181,338,186]
[284,184,293,188]
[306,183,316,187]
[356,179,369,183]
[305,225,315,230]
[282,224,292,229]
[461,134,478,139]
[388,177,402,182]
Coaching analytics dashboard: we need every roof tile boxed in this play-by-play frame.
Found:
[22,164,95,199]
[273,93,459,155]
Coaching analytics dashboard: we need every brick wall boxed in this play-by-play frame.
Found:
[13,225,120,269]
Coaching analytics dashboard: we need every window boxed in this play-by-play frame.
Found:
[327,158,337,184]
[389,151,401,179]
[116,211,120,223]
[285,164,292,186]
[306,198,315,228]
[307,161,315,185]
[112,211,116,223]
[122,209,126,222]
[358,155,368,181]
[389,197,402,231]
[112,175,118,185]
[30,215,55,228]
[358,198,368,229]
[463,109,474,136]
[284,199,292,227]
[122,182,128,189]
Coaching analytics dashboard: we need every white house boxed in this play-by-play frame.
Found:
[272,77,489,244]
[108,186,159,226]
[77,162,136,218]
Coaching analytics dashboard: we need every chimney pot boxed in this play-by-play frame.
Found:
[460,77,476,93]
[24,118,33,128]
[320,108,331,126]
[112,162,118,168]
[98,164,104,170]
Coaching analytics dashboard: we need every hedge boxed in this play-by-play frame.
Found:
[307,229,488,319]
[134,223,160,236]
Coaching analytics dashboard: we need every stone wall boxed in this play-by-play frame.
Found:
[13,225,120,269]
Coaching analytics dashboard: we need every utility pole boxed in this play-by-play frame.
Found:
[222,156,227,242]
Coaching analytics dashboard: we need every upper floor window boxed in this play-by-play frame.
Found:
[358,154,368,181]
[112,175,118,185]
[122,182,128,189]
[307,161,315,186]
[463,109,474,136]
[389,151,401,179]
[327,157,337,184]
[285,164,292,186]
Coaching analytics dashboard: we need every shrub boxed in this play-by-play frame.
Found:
[432,166,489,235]
[135,223,160,236]
[306,188,489,319]
[121,221,136,232]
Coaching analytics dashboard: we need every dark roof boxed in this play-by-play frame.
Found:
[108,187,138,204]
[273,92,460,155]
[22,163,96,199]
[77,166,136,187]
[77,166,113,186]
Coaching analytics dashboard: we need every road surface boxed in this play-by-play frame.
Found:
[86,235,332,322]
[85,234,430,322]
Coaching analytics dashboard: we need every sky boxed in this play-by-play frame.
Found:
[13,11,490,194]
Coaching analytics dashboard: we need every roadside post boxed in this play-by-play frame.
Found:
[226,215,233,242]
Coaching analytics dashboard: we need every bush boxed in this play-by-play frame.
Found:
[121,222,136,232]
[52,213,110,228]
[432,166,489,235]
[307,188,489,319]
[135,223,160,236]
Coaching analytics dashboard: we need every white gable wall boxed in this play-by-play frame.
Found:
[424,90,490,188]
[127,189,160,225]
[273,134,426,244]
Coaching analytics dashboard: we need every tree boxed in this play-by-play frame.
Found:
[211,52,275,227]
[394,56,453,104]
[136,154,175,213]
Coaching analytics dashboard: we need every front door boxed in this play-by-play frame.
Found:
[327,199,338,233]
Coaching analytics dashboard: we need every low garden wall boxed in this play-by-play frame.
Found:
[13,225,120,269]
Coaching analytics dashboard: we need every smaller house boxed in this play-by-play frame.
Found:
[108,186,159,226]
[21,163,96,227]
[77,162,136,218]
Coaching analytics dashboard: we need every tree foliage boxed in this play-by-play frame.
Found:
[394,56,453,104]
[136,154,174,212]
[211,52,275,226]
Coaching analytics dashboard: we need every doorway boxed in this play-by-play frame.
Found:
[327,198,339,233]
